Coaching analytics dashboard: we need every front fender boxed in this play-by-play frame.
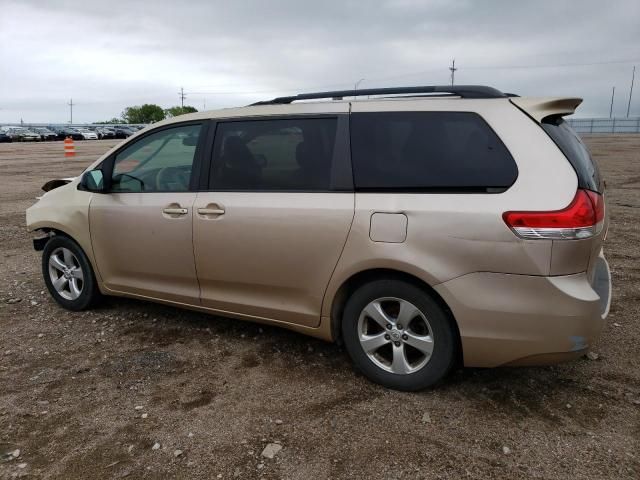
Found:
[26,180,100,282]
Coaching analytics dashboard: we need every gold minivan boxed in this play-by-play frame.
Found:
[26,85,611,390]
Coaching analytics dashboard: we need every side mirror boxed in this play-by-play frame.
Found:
[79,169,105,193]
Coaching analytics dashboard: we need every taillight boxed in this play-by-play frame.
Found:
[503,189,604,240]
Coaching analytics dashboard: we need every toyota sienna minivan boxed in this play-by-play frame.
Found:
[26,85,611,391]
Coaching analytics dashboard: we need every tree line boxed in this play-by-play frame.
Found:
[99,104,198,124]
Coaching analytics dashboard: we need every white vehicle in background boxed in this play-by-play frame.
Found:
[76,128,98,140]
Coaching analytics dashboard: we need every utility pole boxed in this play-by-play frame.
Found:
[627,66,635,118]
[354,78,365,92]
[610,86,615,118]
[68,98,74,124]
[179,87,186,108]
[449,59,457,86]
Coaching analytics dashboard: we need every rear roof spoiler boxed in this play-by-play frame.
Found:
[510,97,583,123]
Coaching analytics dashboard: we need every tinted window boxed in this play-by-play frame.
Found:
[111,124,201,192]
[541,117,602,193]
[350,112,517,192]
[210,118,337,191]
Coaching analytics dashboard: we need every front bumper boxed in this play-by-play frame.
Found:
[434,251,611,367]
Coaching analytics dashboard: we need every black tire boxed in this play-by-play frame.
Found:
[341,279,457,391]
[42,235,101,311]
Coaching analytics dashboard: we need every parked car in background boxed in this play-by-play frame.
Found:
[0,131,12,143]
[26,85,611,391]
[32,127,58,141]
[96,127,116,140]
[113,126,136,139]
[50,127,84,141]
[76,128,98,140]
[5,127,41,141]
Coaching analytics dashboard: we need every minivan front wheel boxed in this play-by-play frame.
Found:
[342,279,457,391]
[42,235,100,311]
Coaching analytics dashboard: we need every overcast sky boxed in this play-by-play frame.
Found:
[1,0,639,123]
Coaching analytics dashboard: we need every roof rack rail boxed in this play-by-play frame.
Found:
[251,85,507,105]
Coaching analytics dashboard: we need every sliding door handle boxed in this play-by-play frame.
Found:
[197,207,225,215]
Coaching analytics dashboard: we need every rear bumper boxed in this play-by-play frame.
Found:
[434,251,611,367]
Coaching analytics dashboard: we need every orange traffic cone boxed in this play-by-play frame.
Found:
[64,137,75,157]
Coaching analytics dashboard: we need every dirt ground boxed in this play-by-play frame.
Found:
[0,136,638,480]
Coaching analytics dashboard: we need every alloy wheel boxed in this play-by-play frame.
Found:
[48,247,84,300]
[357,297,434,374]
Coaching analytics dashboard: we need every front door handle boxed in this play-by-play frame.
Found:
[163,207,188,215]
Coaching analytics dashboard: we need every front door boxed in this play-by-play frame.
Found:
[90,122,205,304]
[193,115,354,327]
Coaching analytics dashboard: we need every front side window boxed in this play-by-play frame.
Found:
[350,112,517,192]
[210,118,337,191]
[111,123,202,192]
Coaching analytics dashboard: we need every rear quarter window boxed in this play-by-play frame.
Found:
[541,117,603,193]
[350,111,517,192]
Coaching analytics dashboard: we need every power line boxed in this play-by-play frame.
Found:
[462,57,640,70]
[449,59,457,85]
[184,57,640,97]
[610,86,615,118]
[68,98,74,124]
[627,66,635,118]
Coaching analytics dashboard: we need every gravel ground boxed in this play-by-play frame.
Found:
[0,137,638,479]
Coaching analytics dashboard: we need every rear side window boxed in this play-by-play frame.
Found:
[541,117,603,193]
[350,112,517,192]
[210,118,337,191]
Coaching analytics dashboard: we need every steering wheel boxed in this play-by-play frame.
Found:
[155,166,190,191]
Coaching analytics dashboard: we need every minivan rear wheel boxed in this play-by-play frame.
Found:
[42,235,101,311]
[341,279,456,391]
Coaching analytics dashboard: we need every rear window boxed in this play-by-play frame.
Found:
[541,117,603,193]
[350,112,517,192]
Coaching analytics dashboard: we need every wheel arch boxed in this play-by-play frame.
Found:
[32,224,103,285]
[328,268,463,364]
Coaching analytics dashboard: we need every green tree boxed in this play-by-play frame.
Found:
[165,105,198,118]
[94,118,121,124]
[121,104,165,124]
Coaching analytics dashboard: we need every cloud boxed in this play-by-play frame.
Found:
[1,0,638,122]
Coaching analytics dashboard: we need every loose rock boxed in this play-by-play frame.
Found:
[502,446,511,455]
[151,443,161,450]
[261,443,282,459]
[586,351,600,361]
[421,412,431,424]
[174,449,183,457]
